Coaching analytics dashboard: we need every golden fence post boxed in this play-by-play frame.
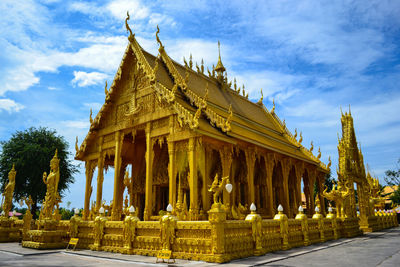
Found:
[208,203,227,262]
[295,205,310,246]
[312,206,325,243]
[245,203,263,256]
[326,207,338,240]
[274,204,289,250]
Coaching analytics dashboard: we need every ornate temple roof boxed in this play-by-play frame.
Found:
[75,20,329,173]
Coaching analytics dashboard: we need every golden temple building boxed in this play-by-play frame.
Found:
[75,17,330,222]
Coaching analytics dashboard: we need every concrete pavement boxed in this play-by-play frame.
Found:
[1,227,399,267]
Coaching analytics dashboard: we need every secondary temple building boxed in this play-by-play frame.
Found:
[75,19,331,222]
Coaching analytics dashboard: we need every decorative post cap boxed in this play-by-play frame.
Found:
[74,208,80,215]
[12,210,16,217]
[328,207,333,213]
[166,204,173,212]
[0,211,4,216]
[298,205,303,212]
[374,209,377,213]
[250,203,256,212]
[99,207,105,214]
[129,206,135,213]
[277,204,283,212]
[315,206,320,213]
[225,183,233,193]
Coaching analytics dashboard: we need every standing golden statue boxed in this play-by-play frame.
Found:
[42,150,60,219]
[1,164,16,218]
[208,174,232,207]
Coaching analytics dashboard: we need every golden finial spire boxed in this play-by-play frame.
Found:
[299,132,303,143]
[257,88,263,105]
[75,136,79,153]
[317,147,321,159]
[271,98,275,113]
[125,11,133,38]
[214,41,226,75]
[189,54,193,69]
[310,141,314,152]
[327,156,332,168]
[201,59,204,74]
[89,108,93,124]
[294,128,298,139]
[156,25,163,49]
[104,80,108,96]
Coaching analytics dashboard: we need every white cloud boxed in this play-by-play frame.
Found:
[71,71,109,87]
[62,120,89,129]
[0,98,24,113]
[83,102,103,112]
[106,0,149,20]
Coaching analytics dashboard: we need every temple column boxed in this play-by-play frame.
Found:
[188,137,198,220]
[281,158,291,217]
[308,168,316,215]
[245,148,256,204]
[144,123,153,221]
[317,172,326,215]
[168,140,177,209]
[111,131,124,220]
[96,136,104,213]
[265,153,275,217]
[220,146,233,209]
[83,161,95,220]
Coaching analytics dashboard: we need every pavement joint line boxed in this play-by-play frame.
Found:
[0,250,23,257]
[61,251,162,266]
[0,249,61,257]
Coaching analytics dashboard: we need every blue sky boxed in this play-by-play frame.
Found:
[1,0,400,209]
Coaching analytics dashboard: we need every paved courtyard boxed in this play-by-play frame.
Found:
[1,227,399,267]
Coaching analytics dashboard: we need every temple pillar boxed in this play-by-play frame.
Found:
[220,146,233,209]
[111,131,124,221]
[281,158,291,217]
[144,123,153,221]
[83,161,95,220]
[265,153,275,217]
[245,149,256,204]
[96,136,104,213]
[168,140,177,209]
[308,168,316,215]
[188,137,198,220]
[317,172,326,215]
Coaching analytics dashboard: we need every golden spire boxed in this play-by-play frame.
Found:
[125,11,133,39]
[75,136,79,153]
[271,98,275,113]
[299,132,303,143]
[104,80,108,96]
[214,41,225,75]
[257,88,263,105]
[89,108,93,124]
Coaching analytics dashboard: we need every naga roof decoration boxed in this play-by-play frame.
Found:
[75,14,329,172]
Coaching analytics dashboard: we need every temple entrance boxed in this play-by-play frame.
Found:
[288,166,297,218]
[152,138,169,214]
[231,150,247,207]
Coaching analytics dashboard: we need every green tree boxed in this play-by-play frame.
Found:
[390,188,400,206]
[384,158,400,186]
[0,127,78,218]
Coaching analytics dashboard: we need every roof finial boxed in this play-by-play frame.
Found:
[125,11,133,39]
[214,41,226,77]
[156,25,163,49]
[271,98,275,113]
[104,80,108,96]
[348,104,351,115]
[257,88,264,105]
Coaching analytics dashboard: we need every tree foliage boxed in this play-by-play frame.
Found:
[0,127,78,217]
[384,158,400,186]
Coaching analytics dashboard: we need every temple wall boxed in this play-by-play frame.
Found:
[16,213,394,263]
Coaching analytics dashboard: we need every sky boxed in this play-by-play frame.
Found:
[1,0,400,209]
